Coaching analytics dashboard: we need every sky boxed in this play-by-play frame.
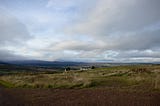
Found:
[0,0,160,62]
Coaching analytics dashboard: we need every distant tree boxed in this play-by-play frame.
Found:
[65,67,71,71]
[91,66,95,69]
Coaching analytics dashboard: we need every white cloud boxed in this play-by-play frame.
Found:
[0,0,160,62]
[66,0,160,37]
[46,0,74,9]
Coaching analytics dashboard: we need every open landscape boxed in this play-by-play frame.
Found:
[1,64,160,90]
[0,62,160,105]
[0,0,160,106]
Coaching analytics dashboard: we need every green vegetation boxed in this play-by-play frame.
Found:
[0,80,14,88]
[0,65,160,90]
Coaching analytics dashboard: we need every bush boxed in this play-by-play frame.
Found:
[91,66,95,69]
[0,80,14,88]
[131,68,150,73]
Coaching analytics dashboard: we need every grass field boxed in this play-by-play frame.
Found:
[1,65,160,106]
[0,65,160,91]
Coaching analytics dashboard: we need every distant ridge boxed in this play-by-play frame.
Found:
[1,60,160,68]
[3,60,88,67]
[0,61,10,65]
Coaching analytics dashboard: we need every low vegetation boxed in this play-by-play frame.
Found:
[0,65,160,91]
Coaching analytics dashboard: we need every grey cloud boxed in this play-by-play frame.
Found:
[1,0,160,62]
[105,29,160,50]
[0,50,27,61]
[115,50,160,58]
[0,9,31,60]
[49,29,160,52]
[37,0,160,62]
[0,9,31,45]
[63,0,160,54]
[47,40,103,51]
[66,0,160,36]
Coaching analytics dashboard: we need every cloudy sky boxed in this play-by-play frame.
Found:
[0,0,160,62]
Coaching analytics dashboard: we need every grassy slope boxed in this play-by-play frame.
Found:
[0,65,160,90]
[0,80,14,88]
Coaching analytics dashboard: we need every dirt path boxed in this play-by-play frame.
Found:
[0,88,160,106]
[0,84,27,106]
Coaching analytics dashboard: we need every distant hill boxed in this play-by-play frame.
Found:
[1,60,159,68]
[0,61,10,65]
[3,60,88,67]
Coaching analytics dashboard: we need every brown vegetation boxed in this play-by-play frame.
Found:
[0,65,160,105]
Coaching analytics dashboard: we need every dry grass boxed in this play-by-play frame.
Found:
[0,65,160,90]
